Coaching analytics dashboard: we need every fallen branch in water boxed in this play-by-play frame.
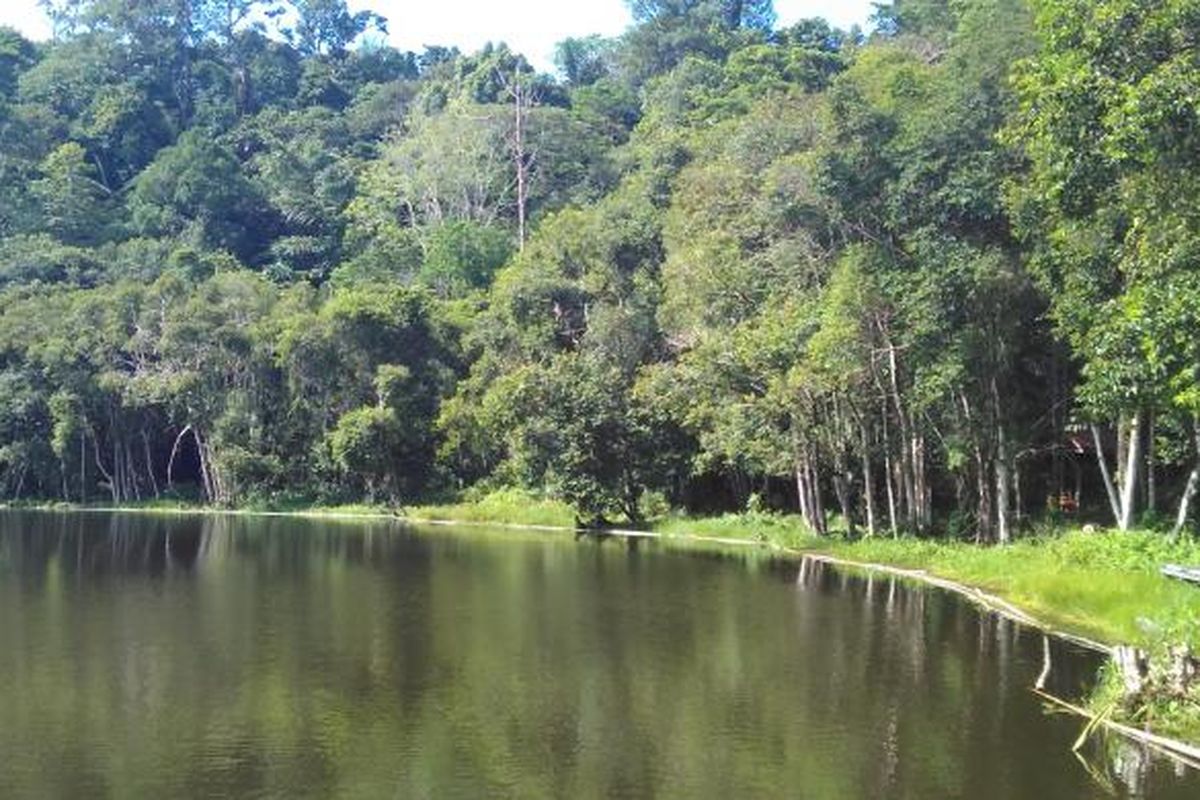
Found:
[1033,687,1200,771]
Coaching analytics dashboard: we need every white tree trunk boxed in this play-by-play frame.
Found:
[860,424,877,537]
[1119,413,1143,532]
[1173,420,1200,539]
[1174,468,1199,539]
[996,424,1011,544]
[1091,423,1124,528]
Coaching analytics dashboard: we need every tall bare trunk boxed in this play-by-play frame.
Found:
[1091,423,1123,528]
[888,343,916,528]
[913,432,930,530]
[1173,420,1200,539]
[976,448,993,544]
[996,424,1011,545]
[80,430,86,503]
[1174,469,1199,540]
[92,430,116,504]
[795,465,811,529]
[833,462,854,536]
[1119,413,1143,532]
[1147,413,1157,514]
[882,402,898,536]
[806,455,827,536]
[860,424,877,537]
[142,431,160,499]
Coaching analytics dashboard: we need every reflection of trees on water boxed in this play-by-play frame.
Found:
[1,517,1197,798]
[795,557,1187,797]
[0,512,423,579]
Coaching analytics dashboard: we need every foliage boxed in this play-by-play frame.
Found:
[1,0,1199,554]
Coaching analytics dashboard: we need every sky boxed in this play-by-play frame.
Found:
[0,1,877,71]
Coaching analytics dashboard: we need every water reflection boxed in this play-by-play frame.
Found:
[0,511,1196,799]
[796,556,1193,797]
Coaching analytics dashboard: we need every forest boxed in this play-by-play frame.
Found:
[0,0,1197,542]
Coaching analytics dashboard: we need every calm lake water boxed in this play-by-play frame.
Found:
[0,511,1196,799]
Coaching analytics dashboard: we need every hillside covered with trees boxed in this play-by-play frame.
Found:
[0,0,1197,541]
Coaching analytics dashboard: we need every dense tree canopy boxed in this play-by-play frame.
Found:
[0,0,1195,538]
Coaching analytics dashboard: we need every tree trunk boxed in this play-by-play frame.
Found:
[887,343,916,529]
[996,426,1012,545]
[1091,423,1123,528]
[142,431,160,500]
[914,431,931,530]
[1174,469,1199,540]
[167,424,194,489]
[80,430,87,503]
[1173,420,1200,539]
[881,403,898,536]
[1119,413,1143,532]
[92,430,116,504]
[805,454,827,536]
[1147,413,1157,514]
[795,464,811,530]
[860,424,877,537]
[976,447,993,544]
[1014,459,1024,529]
[833,463,854,537]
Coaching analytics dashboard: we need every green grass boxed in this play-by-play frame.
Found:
[814,532,1200,651]
[651,511,814,549]
[649,512,1200,649]
[404,488,577,529]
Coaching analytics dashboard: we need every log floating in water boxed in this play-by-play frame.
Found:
[1162,565,1200,586]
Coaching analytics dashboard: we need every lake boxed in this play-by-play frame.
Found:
[0,511,1195,798]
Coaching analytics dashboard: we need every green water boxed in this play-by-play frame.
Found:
[0,511,1195,799]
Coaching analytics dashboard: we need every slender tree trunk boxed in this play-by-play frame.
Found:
[111,428,122,502]
[195,429,213,503]
[996,424,1011,545]
[80,430,86,503]
[887,343,916,528]
[1091,423,1123,528]
[881,402,898,536]
[976,447,993,544]
[1174,469,1199,540]
[860,424,877,538]
[167,424,194,489]
[92,431,116,504]
[914,432,930,530]
[1116,417,1128,492]
[1119,412,1143,532]
[811,458,827,536]
[1014,459,1024,529]
[128,441,141,501]
[1173,420,1200,539]
[1147,413,1157,514]
[142,431,160,499]
[795,464,812,530]
[833,458,854,536]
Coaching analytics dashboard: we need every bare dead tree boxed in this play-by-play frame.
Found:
[498,68,539,250]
